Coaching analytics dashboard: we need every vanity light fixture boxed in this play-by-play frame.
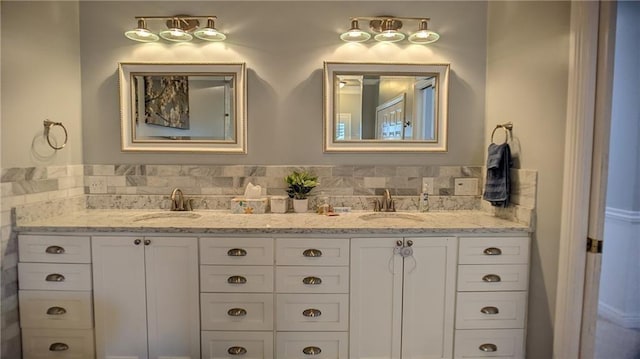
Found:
[340,16,439,45]
[124,15,227,43]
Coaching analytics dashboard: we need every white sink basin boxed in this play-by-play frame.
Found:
[133,212,202,222]
[358,212,424,223]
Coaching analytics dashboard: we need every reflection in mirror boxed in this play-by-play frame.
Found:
[324,62,449,152]
[119,63,246,153]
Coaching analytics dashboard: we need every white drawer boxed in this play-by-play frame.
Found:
[276,294,348,331]
[276,266,349,294]
[22,328,95,359]
[277,332,348,359]
[19,290,93,329]
[458,237,529,265]
[201,331,274,359]
[454,329,524,358]
[19,263,92,291]
[200,237,273,265]
[276,238,349,266]
[201,293,274,331]
[201,265,274,293]
[19,235,91,263]
[456,292,527,330]
[457,265,529,292]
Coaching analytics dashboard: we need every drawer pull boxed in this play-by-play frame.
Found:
[227,275,247,284]
[303,248,323,257]
[227,308,247,317]
[302,276,323,285]
[45,245,65,254]
[480,306,500,315]
[482,274,502,282]
[45,273,66,282]
[134,239,142,245]
[227,248,247,257]
[483,247,502,255]
[303,346,322,355]
[479,343,498,352]
[227,346,247,355]
[144,239,151,246]
[49,342,69,351]
[302,308,322,317]
[46,306,67,315]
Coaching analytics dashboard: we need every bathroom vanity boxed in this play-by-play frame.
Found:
[16,210,530,359]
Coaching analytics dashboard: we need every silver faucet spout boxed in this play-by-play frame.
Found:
[170,188,192,211]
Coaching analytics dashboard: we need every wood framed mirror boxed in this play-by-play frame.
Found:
[119,62,247,153]
[323,62,449,152]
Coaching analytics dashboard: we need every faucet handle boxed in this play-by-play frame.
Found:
[373,200,381,212]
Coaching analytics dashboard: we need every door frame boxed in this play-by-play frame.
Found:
[553,1,617,358]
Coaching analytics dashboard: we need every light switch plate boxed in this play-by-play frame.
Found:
[422,177,435,195]
[454,178,479,196]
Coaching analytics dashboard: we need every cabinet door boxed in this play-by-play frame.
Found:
[402,237,457,359]
[92,236,148,359]
[145,236,200,359]
[350,238,403,359]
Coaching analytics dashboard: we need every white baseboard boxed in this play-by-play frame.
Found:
[598,302,640,329]
[605,207,640,223]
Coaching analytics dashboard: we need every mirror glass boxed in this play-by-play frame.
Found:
[324,62,449,152]
[119,63,246,153]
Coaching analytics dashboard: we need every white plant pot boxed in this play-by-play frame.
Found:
[292,198,308,213]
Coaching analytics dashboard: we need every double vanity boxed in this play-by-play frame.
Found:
[16,210,530,359]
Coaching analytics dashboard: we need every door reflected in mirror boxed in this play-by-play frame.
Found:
[324,62,449,152]
[119,63,247,153]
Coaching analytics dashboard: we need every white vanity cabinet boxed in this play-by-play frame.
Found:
[454,236,530,358]
[18,234,95,359]
[91,236,200,359]
[350,237,458,359]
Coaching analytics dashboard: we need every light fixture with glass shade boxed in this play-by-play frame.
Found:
[194,18,227,41]
[340,16,439,45]
[124,15,227,43]
[339,19,371,43]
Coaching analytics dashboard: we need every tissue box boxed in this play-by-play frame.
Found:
[231,197,269,214]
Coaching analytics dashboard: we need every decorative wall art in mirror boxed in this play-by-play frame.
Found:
[323,62,449,152]
[119,62,247,153]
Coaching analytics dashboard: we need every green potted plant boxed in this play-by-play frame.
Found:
[285,170,319,213]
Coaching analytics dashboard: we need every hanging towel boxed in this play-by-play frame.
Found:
[483,142,512,207]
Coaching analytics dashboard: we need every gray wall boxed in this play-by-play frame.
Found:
[486,2,570,358]
[79,1,487,165]
[1,1,83,168]
[606,0,640,212]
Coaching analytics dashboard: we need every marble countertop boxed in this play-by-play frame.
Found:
[16,209,530,235]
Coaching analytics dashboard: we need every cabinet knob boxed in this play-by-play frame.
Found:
[482,274,502,282]
[479,343,498,352]
[45,273,65,282]
[302,308,322,317]
[396,240,403,247]
[227,346,247,355]
[227,275,247,284]
[480,306,500,315]
[49,342,69,351]
[303,248,322,257]
[45,245,65,254]
[302,346,322,355]
[227,248,247,257]
[144,239,151,246]
[227,308,247,317]
[483,247,502,255]
[302,276,323,285]
[406,240,414,247]
[134,239,142,245]
[46,306,67,316]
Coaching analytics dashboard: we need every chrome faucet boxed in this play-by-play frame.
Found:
[170,188,192,211]
[373,189,396,212]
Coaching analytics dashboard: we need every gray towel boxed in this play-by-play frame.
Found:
[483,143,512,207]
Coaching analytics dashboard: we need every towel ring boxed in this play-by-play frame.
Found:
[491,122,513,145]
[43,120,68,150]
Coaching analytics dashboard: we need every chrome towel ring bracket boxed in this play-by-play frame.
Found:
[491,122,513,145]
[43,119,68,150]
